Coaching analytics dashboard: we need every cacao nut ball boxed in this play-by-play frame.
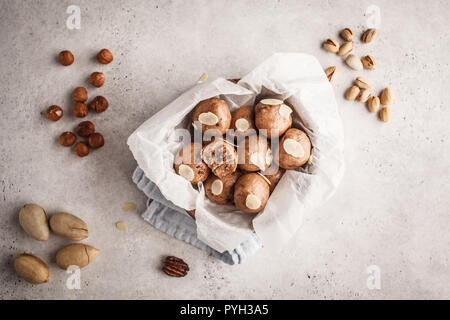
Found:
[74,142,89,157]
[59,132,76,147]
[89,96,109,113]
[76,121,95,137]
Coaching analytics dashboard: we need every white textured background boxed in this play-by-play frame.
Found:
[1,0,449,299]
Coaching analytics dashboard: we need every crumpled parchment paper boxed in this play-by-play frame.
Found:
[127,53,344,253]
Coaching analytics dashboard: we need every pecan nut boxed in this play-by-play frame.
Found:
[163,256,189,277]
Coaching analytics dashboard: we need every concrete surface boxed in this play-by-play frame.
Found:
[1,0,449,300]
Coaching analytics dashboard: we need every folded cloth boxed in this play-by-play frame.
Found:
[132,167,262,265]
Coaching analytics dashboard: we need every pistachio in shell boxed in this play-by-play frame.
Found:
[14,254,49,284]
[19,204,50,241]
[56,243,99,270]
[49,213,88,241]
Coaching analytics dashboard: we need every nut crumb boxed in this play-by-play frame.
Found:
[116,221,128,231]
[122,202,136,212]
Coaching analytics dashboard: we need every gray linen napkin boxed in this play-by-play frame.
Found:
[132,167,262,265]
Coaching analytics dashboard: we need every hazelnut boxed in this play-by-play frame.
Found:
[74,142,89,157]
[73,102,88,118]
[89,96,109,113]
[45,105,63,121]
[58,50,74,66]
[89,72,104,88]
[73,87,88,102]
[88,133,104,149]
[97,49,113,64]
[76,121,95,137]
[59,132,76,147]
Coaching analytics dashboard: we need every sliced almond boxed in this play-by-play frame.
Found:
[279,104,293,118]
[122,202,136,212]
[245,194,261,210]
[198,112,219,125]
[197,73,208,83]
[211,179,223,195]
[250,152,265,170]
[116,221,128,232]
[178,164,195,182]
[265,149,273,165]
[283,139,305,158]
[260,98,283,106]
[235,118,249,132]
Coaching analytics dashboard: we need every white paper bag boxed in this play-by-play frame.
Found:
[127,53,344,253]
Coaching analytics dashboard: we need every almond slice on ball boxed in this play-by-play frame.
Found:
[283,138,305,158]
[246,194,261,210]
[235,118,250,132]
[198,112,219,125]
[211,179,223,195]
[260,99,283,105]
[178,164,195,182]
[250,152,265,171]
[279,104,293,118]
[265,149,273,165]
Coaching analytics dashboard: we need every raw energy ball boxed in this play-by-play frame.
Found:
[230,105,256,138]
[255,98,293,138]
[233,173,270,214]
[204,171,241,205]
[237,135,272,172]
[192,97,231,135]
[276,128,311,169]
[174,142,210,184]
[201,138,238,179]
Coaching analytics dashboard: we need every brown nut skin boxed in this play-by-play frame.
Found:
[97,49,113,64]
[204,171,242,205]
[192,98,231,135]
[89,72,105,88]
[174,142,210,184]
[186,209,196,219]
[276,128,311,170]
[230,105,256,139]
[59,132,76,147]
[74,141,89,157]
[14,254,49,284]
[19,204,50,241]
[88,132,104,149]
[73,87,88,102]
[49,213,88,241]
[73,102,88,117]
[233,173,270,214]
[56,243,99,270]
[255,100,292,139]
[262,168,286,193]
[45,105,63,121]
[237,135,271,172]
[76,121,95,137]
[58,50,74,66]
[89,96,109,112]
[201,138,238,179]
